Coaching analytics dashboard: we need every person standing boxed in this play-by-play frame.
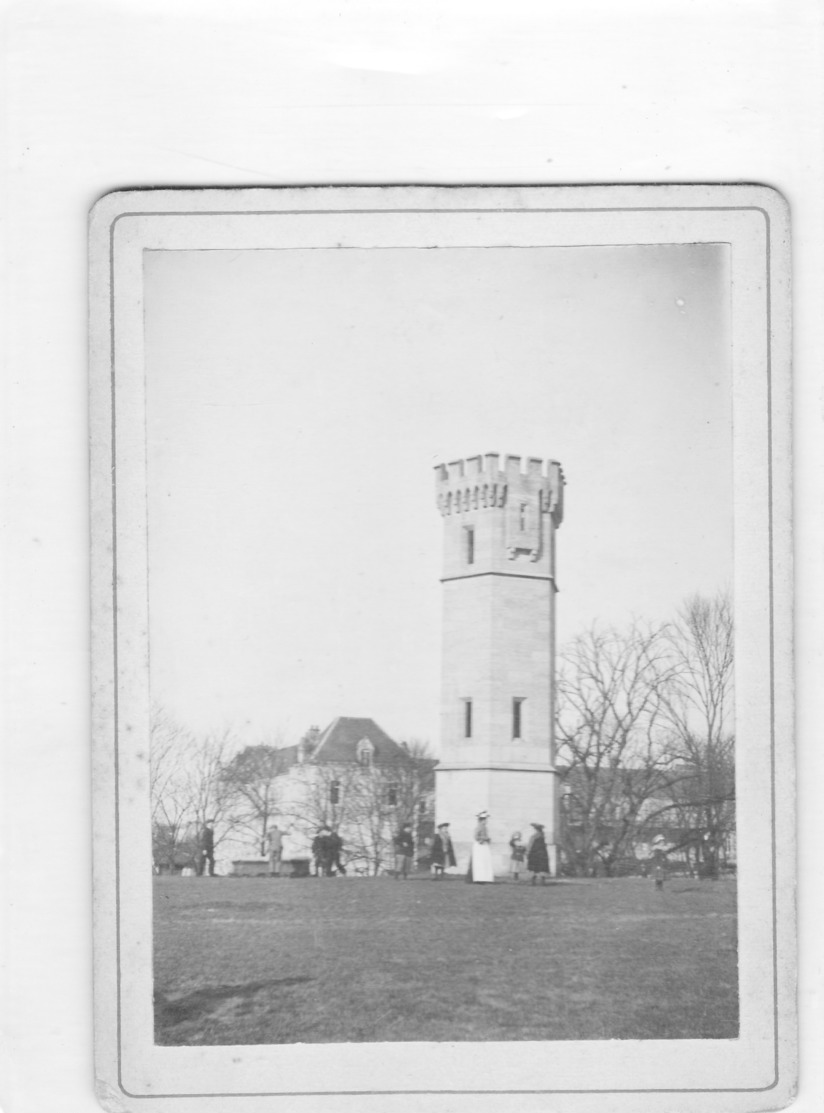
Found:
[266,823,283,877]
[526,822,550,885]
[393,823,415,879]
[430,822,456,878]
[508,831,526,881]
[198,820,216,877]
[312,825,333,876]
[329,829,346,875]
[653,849,665,891]
[469,811,495,883]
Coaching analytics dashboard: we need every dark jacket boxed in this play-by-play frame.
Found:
[393,830,414,857]
[526,831,549,874]
[431,832,457,868]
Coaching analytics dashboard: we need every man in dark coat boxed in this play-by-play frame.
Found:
[430,822,457,878]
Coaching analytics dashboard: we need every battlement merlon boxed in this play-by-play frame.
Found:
[434,454,565,526]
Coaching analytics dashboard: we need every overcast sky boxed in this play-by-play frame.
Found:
[144,242,731,751]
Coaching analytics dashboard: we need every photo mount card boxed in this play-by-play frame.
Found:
[90,184,794,1112]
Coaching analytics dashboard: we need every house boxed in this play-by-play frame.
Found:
[270,717,436,876]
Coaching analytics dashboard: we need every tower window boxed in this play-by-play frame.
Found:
[330,780,341,804]
[465,526,475,565]
[519,503,527,531]
[387,784,398,806]
[463,699,473,739]
[512,697,525,740]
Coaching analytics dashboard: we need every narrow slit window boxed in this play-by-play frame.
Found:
[519,503,527,531]
[465,526,475,565]
[463,699,473,739]
[512,697,525,740]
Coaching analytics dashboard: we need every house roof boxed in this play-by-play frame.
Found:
[311,717,411,765]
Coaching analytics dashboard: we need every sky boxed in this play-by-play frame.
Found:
[144,243,732,751]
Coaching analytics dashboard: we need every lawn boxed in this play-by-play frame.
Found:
[153,873,738,1045]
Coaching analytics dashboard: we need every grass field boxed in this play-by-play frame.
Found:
[153,873,738,1045]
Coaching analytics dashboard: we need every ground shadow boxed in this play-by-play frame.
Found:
[155,976,313,1028]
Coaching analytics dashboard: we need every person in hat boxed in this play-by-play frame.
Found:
[526,822,550,884]
[508,831,526,881]
[393,823,415,879]
[468,810,494,883]
[430,822,456,878]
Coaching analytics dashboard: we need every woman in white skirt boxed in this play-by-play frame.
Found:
[468,810,495,883]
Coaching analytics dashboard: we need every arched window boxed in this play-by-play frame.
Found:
[387,784,398,806]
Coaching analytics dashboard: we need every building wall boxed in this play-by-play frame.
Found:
[436,765,557,875]
[434,454,564,872]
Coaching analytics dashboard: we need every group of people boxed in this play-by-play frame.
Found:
[429,812,552,884]
[507,822,551,884]
[202,813,551,882]
[310,825,347,876]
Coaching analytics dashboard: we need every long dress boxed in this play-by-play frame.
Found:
[527,832,550,875]
[470,820,495,883]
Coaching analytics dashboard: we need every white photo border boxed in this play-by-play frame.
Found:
[90,184,794,1112]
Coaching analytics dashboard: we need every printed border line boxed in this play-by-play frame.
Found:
[106,199,777,1098]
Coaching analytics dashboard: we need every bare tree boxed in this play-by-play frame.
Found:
[176,727,243,861]
[656,593,735,877]
[555,622,676,876]
[150,708,197,873]
[220,738,290,853]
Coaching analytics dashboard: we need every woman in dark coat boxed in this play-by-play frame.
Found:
[526,823,550,885]
[430,822,457,877]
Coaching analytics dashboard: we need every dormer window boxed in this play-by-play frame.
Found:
[356,738,375,767]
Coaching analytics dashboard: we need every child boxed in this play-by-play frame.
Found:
[653,850,665,891]
[509,831,526,881]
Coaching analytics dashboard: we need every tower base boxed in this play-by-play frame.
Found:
[435,763,558,877]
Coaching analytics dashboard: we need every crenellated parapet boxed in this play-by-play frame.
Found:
[435,453,565,529]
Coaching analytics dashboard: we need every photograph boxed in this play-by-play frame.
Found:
[90,185,792,1106]
[145,236,736,1047]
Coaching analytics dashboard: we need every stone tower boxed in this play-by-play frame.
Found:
[434,453,565,875]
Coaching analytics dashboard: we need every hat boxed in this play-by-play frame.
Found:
[531,822,545,831]
[477,810,489,819]
[437,822,450,829]
[512,831,522,839]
